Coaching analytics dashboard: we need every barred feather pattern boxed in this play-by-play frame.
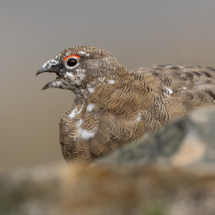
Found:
[37,46,215,161]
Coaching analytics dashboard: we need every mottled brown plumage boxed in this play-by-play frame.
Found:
[37,46,215,161]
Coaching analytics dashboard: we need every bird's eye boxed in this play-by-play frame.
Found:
[64,55,80,68]
[67,58,78,67]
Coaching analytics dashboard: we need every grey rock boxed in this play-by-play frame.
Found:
[97,106,215,170]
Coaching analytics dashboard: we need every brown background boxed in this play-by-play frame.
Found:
[1,0,215,172]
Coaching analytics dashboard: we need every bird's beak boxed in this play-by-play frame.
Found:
[36,66,61,77]
[36,58,64,90]
[36,54,62,77]
[41,82,53,90]
[36,67,50,76]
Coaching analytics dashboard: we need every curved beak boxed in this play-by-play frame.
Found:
[36,54,62,77]
[36,55,64,90]
[36,67,50,76]
[36,65,63,90]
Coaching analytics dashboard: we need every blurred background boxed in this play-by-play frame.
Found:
[1,0,215,172]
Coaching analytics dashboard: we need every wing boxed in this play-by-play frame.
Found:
[93,65,215,150]
[130,64,215,111]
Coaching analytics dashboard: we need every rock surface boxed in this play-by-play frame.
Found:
[1,107,215,215]
[97,106,215,169]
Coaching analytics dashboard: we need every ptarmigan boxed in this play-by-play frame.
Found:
[37,46,215,161]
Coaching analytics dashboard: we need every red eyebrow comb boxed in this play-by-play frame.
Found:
[64,55,80,61]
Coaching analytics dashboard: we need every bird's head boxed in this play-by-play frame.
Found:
[36,46,127,95]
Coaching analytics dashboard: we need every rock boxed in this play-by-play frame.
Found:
[1,107,215,215]
[97,106,215,171]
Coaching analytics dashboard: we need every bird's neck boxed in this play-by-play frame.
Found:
[73,64,129,100]
[66,65,130,122]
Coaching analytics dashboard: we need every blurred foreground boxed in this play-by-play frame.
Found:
[1,106,215,215]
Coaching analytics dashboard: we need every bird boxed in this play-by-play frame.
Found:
[37,46,215,162]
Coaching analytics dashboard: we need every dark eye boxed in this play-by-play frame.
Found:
[66,58,78,67]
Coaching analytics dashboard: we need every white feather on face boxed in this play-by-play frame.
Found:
[42,54,61,70]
